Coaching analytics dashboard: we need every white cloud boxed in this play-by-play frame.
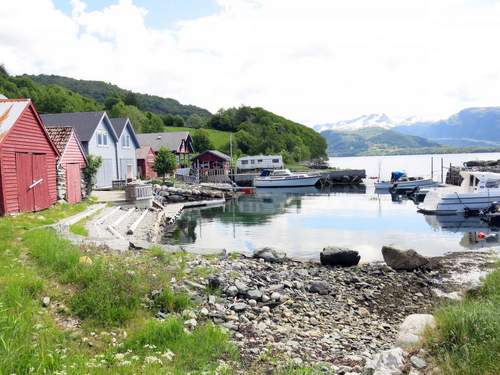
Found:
[0,0,499,125]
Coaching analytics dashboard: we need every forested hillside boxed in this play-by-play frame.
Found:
[208,107,327,161]
[27,74,211,120]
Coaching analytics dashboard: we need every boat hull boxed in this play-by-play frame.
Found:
[254,176,320,188]
[375,179,437,190]
[419,190,500,215]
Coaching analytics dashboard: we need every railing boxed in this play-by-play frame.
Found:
[198,168,231,183]
[112,179,127,190]
[125,184,153,201]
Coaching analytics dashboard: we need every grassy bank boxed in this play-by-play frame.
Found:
[426,264,500,375]
[0,202,237,374]
[164,126,231,150]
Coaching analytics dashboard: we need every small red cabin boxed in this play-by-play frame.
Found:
[0,99,59,215]
[46,126,87,203]
[192,150,231,183]
[136,146,157,180]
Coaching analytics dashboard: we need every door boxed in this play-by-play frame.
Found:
[32,154,49,211]
[120,158,134,180]
[95,159,113,188]
[16,153,34,212]
[65,163,81,203]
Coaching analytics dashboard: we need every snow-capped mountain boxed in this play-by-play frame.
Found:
[314,113,395,132]
[314,113,426,132]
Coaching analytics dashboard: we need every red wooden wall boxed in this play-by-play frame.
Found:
[60,132,86,167]
[138,147,157,179]
[0,105,58,214]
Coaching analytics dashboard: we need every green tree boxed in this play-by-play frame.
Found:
[172,114,185,127]
[186,114,205,129]
[104,95,121,110]
[83,155,103,196]
[153,147,177,182]
[123,92,138,107]
[192,129,214,153]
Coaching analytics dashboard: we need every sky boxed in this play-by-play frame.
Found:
[0,0,499,126]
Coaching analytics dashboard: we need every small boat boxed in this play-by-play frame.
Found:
[418,171,500,215]
[253,169,321,188]
[374,171,437,190]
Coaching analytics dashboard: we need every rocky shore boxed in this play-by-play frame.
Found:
[153,184,235,205]
[162,248,496,374]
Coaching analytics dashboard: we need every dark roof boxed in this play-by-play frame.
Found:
[193,150,231,161]
[45,126,73,154]
[109,117,128,137]
[136,131,191,152]
[41,111,117,143]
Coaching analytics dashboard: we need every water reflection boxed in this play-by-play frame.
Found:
[165,187,500,260]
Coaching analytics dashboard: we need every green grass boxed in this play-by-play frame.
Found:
[164,126,231,149]
[69,217,90,236]
[426,264,500,375]
[0,202,237,374]
[152,288,192,314]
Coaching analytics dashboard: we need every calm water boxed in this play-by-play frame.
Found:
[167,185,500,262]
[330,152,500,181]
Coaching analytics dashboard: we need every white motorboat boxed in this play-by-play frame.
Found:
[418,171,500,215]
[254,169,321,188]
[375,177,438,190]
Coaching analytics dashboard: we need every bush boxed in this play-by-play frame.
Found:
[153,288,192,313]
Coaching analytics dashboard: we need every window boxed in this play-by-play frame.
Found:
[272,159,280,163]
[257,159,263,163]
[251,160,255,164]
[97,131,108,146]
[241,160,248,165]
[122,135,130,148]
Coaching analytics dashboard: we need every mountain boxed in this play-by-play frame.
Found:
[394,107,500,146]
[26,74,212,120]
[314,113,394,132]
[321,127,441,156]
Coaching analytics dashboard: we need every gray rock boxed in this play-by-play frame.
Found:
[42,296,50,307]
[309,280,330,295]
[262,294,270,302]
[247,289,263,300]
[364,347,405,375]
[235,281,249,294]
[271,292,282,301]
[253,247,286,263]
[208,276,222,290]
[396,314,436,349]
[382,246,429,271]
[231,303,248,312]
[410,356,427,369]
[320,246,360,267]
[226,286,238,297]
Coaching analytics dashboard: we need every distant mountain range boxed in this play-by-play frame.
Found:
[319,107,500,156]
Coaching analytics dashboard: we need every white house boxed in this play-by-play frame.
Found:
[236,155,283,171]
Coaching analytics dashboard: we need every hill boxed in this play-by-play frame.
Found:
[27,74,212,120]
[394,107,500,146]
[164,126,230,150]
[206,106,327,162]
[321,127,441,156]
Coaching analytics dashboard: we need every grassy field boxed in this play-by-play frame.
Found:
[163,126,231,150]
[0,202,237,374]
[426,264,500,375]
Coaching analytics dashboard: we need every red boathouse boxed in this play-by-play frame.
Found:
[45,126,87,203]
[0,99,59,215]
[136,146,157,180]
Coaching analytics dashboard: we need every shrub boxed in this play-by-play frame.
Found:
[153,288,192,314]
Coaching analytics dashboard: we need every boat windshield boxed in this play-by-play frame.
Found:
[271,169,292,176]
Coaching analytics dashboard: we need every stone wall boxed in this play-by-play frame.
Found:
[56,164,87,201]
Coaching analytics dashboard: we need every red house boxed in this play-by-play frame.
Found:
[136,146,157,180]
[0,99,59,215]
[45,126,87,203]
[191,150,231,183]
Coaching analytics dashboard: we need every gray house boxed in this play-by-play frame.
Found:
[136,131,195,166]
[41,112,119,189]
[110,118,140,180]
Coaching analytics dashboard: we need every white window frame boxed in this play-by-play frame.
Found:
[97,131,109,147]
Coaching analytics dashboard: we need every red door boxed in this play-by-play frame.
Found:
[16,153,34,212]
[32,154,50,211]
[65,163,81,203]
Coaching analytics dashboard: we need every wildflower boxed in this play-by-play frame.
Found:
[161,350,175,361]
[144,356,161,365]
[114,353,125,361]
[117,360,132,367]
[131,355,140,361]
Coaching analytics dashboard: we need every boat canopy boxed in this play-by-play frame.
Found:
[459,171,500,191]
[391,171,407,182]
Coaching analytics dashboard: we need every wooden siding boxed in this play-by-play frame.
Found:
[138,147,157,179]
[60,132,86,167]
[0,106,57,214]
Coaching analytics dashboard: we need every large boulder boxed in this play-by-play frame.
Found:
[395,314,436,349]
[320,246,360,267]
[253,247,286,263]
[382,246,429,271]
[364,348,406,375]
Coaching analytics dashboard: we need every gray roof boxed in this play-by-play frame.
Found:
[109,117,128,137]
[193,150,231,161]
[136,131,191,152]
[41,111,117,143]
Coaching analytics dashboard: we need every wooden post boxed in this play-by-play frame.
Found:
[431,157,434,180]
[441,158,444,183]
